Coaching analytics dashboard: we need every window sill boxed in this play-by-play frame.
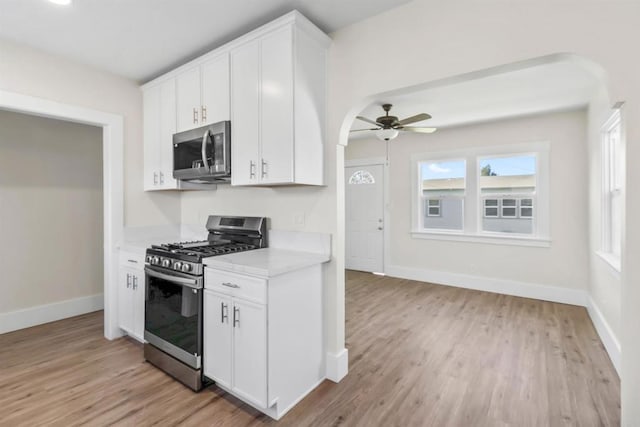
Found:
[595,251,621,274]
[410,230,551,247]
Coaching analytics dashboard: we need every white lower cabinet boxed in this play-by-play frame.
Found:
[203,290,267,408]
[203,265,324,420]
[118,252,145,342]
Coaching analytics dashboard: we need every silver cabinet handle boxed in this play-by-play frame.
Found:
[127,259,138,264]
[159,172,164,185]
[222,282,240,289]
[261,159,267,179]
[221,302,228,323]
[233,306,240,327]
[250,161,256,179]
[132,276,138,290]
[193,107,198,124]
[153,172,158,185]
[201,106,207,122]
[126,273,131,288]
[377,226,383,230]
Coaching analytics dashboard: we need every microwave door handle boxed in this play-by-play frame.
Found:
[201,129,210,171]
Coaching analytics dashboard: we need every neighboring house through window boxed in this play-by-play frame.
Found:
[412,142,549,245]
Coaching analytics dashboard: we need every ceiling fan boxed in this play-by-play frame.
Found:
[351,104,436,140]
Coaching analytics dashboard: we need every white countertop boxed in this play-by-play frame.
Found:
[203,248,330,278]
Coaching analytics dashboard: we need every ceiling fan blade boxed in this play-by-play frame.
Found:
[350,128,380,133]
[356,116,384,127]
[400,126,437,134]
[396,113,432,126]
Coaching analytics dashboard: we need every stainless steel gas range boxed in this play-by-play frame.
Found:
[143,215,267,391]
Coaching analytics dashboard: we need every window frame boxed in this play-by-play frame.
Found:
[411,142,550,247]
[598,110,623,271]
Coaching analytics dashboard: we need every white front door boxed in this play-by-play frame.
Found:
[345,164,384,273]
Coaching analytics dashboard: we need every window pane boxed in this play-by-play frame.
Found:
[420,160,465,230]
[480,155,536,234]
[348,170,375,184]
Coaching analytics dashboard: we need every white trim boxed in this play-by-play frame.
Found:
[586,296,621,375]
[410,231,551,247]
[325,348,349,382]
[0,294,104,335]
[595,250,622,276]
[385,265,587,306]
[275,377,326,419]
[345,157,387,167]
[0,90,124,340]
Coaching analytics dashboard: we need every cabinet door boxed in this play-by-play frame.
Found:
[143,86,160,190]
[203,291,233,388]
[158,78,178,189]
[230,40,260,186]
[118,269,134,334]
[232,299,267,408]
[132,272,145,341]
[260,27,294,184]
[201,54,230,125]
[176,67,202,132]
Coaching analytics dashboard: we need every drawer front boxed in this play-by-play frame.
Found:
[119,251,145,269]
[205,269,266,304]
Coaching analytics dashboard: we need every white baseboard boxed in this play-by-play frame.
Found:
[586,296,621,375]
[326,348,349,382]
[386,265,588,307]
[0,294,104,335]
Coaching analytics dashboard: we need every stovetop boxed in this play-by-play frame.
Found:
[151,240,258,259]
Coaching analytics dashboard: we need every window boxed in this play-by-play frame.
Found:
[419,160,465,230]
[348,170,375,184]
[601,111,623,265]
[484,199,499,217]
[426,199,441,217]
[412,142,549,245]
[479,155,536,235]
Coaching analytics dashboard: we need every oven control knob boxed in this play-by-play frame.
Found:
[146,255,153,263]
[162,259,171,268]
[174,262,182,271]
[182,263,192,272]
[152,256,160,265]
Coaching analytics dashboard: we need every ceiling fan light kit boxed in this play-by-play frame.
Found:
[352,103,436,141]
[376,128,399,141]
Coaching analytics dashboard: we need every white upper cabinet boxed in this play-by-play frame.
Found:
[141,12,329,190]
[143,78,178,191]
[176,53,230,133]
[231,16,329,186]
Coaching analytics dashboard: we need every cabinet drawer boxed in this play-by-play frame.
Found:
[205,269,266,304]
[119,251,145,268]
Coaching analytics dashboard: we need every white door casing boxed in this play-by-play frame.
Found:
[345,163,385,273]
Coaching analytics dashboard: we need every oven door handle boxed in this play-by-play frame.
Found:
[201,129,211,172]
[145,266,203,289]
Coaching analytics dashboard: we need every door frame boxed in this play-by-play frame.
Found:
[345,157,389,274]
[0,89,124,340]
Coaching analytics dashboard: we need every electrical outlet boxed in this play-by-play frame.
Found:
[294,212,305,226]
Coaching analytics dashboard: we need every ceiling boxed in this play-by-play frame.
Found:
[350,59,601,139]
[0,0,411,83]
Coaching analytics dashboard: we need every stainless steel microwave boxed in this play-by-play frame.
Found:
[173,121,231,183]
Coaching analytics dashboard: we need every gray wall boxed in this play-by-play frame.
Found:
[0,110,103,313]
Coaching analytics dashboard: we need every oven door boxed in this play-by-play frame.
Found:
[144,266,203,369]
[172,121,231,182]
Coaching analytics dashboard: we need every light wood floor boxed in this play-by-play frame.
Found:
[0,271,620,426]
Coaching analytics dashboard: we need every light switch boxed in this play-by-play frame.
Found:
[294,212,305,226]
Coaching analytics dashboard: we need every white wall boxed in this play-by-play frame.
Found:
[347,109,590,292]
[327,1,640,422]
[0,110,103,313]
[0,38,180,227]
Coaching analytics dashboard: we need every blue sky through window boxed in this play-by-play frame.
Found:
[421,160,466,180]
[480,155,536,176]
